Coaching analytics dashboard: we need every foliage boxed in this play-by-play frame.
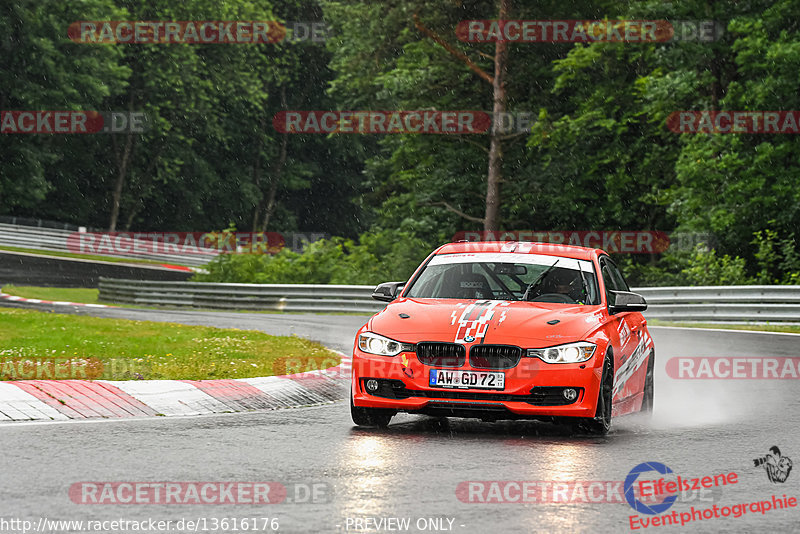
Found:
[193,229,432,284]
[4,0,800,285]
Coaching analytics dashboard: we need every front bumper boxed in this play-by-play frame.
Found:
[351,349,603,419]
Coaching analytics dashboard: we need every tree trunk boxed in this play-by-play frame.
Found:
[251,113,268,231]
[261,126,287,232]
[260,86,289,232]
[123,207,138,231]
[483,0,510,233]
[109,130,134,231]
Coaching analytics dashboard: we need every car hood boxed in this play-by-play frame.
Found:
[367,298,606,347]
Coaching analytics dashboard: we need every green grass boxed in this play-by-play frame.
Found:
[0,245,188,267]
[0,308,339,381]
[2,285,100,304]
[649,320,800,334]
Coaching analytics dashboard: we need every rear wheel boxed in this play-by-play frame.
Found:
[574,350,614,435]
[640,350,655,415]
[350,390,394,428]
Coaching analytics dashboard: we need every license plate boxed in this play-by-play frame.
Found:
[429,369,505,390]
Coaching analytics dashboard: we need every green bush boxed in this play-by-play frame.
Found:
[680,245,750,286]
[752,229,800,284]
[193,230,432,285]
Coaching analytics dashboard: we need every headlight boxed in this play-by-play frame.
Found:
[357,332,413,356]
[527,342,596,364]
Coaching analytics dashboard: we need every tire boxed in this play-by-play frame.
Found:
[350,392,394,428]
[574,350,614,435]
[640,350,655,415]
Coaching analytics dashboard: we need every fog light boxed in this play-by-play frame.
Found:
[366,379,379,392]
[562,388,578,401]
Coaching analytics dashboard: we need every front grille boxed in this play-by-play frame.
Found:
[416,342,466,367]
[364,379,582,406]
[469,344,522,369]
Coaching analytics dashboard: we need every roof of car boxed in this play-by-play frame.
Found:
[434,241,601,261]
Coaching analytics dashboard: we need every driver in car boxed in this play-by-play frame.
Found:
[540,270,585,303]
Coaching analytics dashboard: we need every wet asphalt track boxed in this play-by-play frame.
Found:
[1,306,799,533]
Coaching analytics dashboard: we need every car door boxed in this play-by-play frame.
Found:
[601,256,647,403]
[598,257,636,397]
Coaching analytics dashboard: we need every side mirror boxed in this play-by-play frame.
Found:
[372,281,406,302]
[608,290,648,314]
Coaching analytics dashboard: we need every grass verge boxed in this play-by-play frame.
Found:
[649,320,800,334]
[2,285,100,304]
[0,308,339,380]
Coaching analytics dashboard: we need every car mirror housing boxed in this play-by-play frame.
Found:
[372,281,406,302]
[608,290,647,314]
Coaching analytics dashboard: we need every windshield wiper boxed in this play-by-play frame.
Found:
[522,259,559,301]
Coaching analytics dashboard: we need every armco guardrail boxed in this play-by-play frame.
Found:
[636,285,800,322]
[98,279,800,322]
[99,278,383,313]
[0,223,217,267]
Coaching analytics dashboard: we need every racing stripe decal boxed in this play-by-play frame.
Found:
[451,300,509,343]
[612,337,650,398]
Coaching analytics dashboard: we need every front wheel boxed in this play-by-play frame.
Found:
[350,393,394,428]
[574,350,614,435]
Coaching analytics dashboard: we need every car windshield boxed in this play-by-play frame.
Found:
[404,252,600,305]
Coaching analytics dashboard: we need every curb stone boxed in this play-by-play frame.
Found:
[0,354,350,422]
[0,289,112,308]
[0,287,351,422]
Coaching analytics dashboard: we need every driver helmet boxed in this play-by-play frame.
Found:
[542,269,579,299]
